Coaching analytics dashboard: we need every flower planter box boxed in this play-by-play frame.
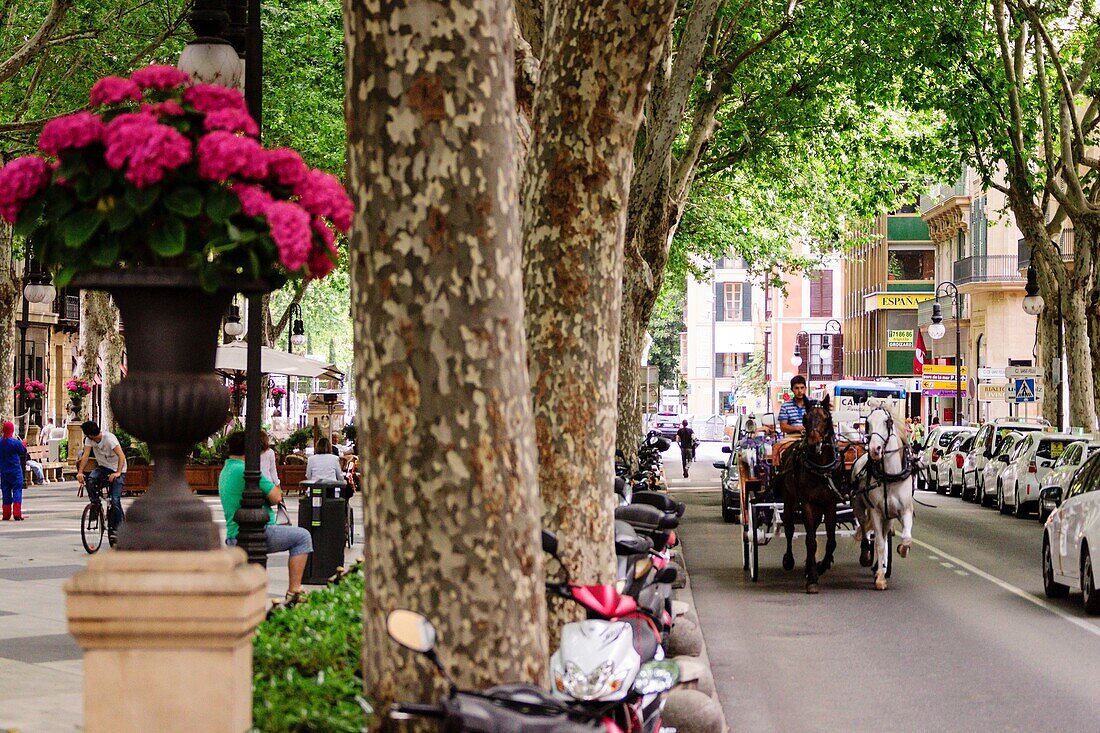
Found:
[277,463,308,493]
[123,463,221,494]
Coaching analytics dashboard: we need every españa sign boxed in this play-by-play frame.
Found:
[864,293,936,311]
[887,329,914,348]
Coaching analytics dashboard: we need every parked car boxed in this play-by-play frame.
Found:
[997,433,1085,517]
[919,426,976,493]
[650,412,686,439]
[980,431,1025,507]
[968,419,1046,502]
[1038,440,1100,521]
[935,431,977,497]
[1042,451,1100,613]
[714,445,740,524]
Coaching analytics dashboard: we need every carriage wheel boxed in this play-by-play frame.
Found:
[748,505,760,582]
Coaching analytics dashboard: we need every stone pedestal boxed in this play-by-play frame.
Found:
[67,422,84,465]
[65,550,267,733]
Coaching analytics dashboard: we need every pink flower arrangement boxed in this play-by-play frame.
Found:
[227,381,247,396]
[0,157,50,224]
[0,63,351,287]
[65,378,92,398]
[270,385,287,399]
[14,380,47,400]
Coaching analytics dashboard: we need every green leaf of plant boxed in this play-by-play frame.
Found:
[54,265,78,288]
[163,186,203,218]
[60,209,105,249]
[12,195,46,238]
[148,217,186,257]
[91,239,120,268]
[106,201,136,232]
[124,185,159,213]
[44,189,76,221]
[206,187,241,223]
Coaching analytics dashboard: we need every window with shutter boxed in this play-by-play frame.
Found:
[809,270,832,318]
[714,282,725,321]
[741,285,752,322]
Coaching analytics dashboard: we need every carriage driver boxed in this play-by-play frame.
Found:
[778,374,811,438]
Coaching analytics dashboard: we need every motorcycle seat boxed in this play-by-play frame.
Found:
[632,491,685,517]
[623,616,660,662]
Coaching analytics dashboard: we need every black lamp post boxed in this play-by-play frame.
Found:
[180,0,267,566]
[16,257,55,433]
[791,330,809,370]
[820,319,842,378]
[287,303,306,352]
[1021,259,1058,428]
[929,281,962,426]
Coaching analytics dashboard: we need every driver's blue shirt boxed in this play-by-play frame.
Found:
[778,399,807,428]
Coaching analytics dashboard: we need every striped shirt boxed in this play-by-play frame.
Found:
[778,399,808,428]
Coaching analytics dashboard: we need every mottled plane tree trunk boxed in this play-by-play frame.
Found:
[101,303,124,430]
[0,223,16,420]
[521,0,677,627]
[344,0,548,722]
[74,290,116,422]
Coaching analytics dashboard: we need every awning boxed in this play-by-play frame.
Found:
[215,342,344,381]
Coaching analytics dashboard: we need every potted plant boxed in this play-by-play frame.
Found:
[65,377,92,419]
[270,384,287,416]
[14,379,47,404]
[0,65,351,550]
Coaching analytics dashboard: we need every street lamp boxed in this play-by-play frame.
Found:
[791,330,809,368]
[1021,259,1061,429]
[15,258,55,433]
[224,303,244,338]
[288,303,306,351]
[929,281,962,426]
[819,319,842,364]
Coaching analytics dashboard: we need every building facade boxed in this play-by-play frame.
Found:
[762,254,846,409]
[842,206,936,417]
[919,168,1041,424]
[682,255,767,416]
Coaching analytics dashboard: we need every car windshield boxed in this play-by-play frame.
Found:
[998,434,1020,457]
[938,430,967,447]
[994,425,1040,451]
[1038,439,1078,460]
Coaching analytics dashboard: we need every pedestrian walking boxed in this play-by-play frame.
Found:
[0,421,28,520]
[675,420,696,478]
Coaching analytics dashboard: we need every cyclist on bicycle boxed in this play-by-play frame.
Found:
[76,421,127,546]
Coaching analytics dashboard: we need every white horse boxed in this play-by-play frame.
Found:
[850,405,914,590]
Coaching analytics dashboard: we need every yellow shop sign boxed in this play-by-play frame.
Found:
[864,293,935,311]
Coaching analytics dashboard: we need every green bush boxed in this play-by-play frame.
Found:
[276,427,313,460]
[58,439,67,461]
[251,565,371,732]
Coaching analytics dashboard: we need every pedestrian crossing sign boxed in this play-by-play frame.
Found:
[1006,377,1042,403]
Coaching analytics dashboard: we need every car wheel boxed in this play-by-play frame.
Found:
[721,489,739,524]
[997,483,1010,514]
[1043,536,1069,599]
[1083,548,1100,615]
[1013,485,1028,518]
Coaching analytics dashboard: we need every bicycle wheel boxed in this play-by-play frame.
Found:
[345,503,354,547]
[81,502,105,554]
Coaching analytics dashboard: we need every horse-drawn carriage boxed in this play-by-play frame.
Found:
[733,399,913,592]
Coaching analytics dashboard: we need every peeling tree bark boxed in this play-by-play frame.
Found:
[101,302,124,430]
[0,223,16,421]
[522,0,677,632]
[344,0,548,722]
[74,290,116,422]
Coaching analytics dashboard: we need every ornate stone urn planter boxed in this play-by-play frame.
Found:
[72,268,240,551]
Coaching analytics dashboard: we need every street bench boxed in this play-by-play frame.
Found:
[25,445,65,483]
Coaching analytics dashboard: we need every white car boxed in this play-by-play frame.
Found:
[1039,440,1100,521]
[980,432,1025,507]
[1042,451,1100,613]
[649,412,687,439]
[968,419,1046,502]
[919,426,976,493]
[935,430,977,497]
[997,433,1084,518]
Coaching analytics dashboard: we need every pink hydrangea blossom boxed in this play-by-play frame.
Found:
[0,156,51,224]
[103,112,192,188]
[307,219,338,279]
[196,131,268,182]
[265,201,312,271]
[204,107,259,137]
[231,183,274,217]
[295,169,353,232]
[38,112,106,157]
[142,100,186,118]
[183,84,248,114]
[130,64,191,91]
[89,76,142,107]
[265,148,308,187]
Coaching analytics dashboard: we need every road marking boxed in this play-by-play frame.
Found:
[911,538,1100,640]
[955,570,969,576]
[940,562,955,569]
[928,555,940,561]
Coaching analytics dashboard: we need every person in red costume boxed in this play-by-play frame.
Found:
[0,421,29,520]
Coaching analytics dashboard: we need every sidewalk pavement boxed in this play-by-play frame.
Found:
[0,481,364,733]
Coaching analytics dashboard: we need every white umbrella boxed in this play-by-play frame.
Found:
[215,341,343,380]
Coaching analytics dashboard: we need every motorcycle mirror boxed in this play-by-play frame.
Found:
[632,660,680,695]
[712,462,726,470]
[387,609,437,654]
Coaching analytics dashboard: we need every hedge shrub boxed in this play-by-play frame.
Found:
[251,566,371,732]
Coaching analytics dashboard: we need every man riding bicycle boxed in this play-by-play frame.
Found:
[76,421,127,547]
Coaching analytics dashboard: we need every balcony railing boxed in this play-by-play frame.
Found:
[952,254,1025,286]
[1017,230,1075,270]
[54,293,80,323]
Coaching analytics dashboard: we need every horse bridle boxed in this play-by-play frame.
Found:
[862,407,912,483]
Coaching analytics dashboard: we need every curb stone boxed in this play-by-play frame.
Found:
[670,555,730,733]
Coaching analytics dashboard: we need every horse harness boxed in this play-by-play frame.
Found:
[850,408,916,519]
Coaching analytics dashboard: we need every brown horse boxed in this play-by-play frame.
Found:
[773,396,845,594]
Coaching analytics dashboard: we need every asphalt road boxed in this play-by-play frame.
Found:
[668,443,1100,733]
